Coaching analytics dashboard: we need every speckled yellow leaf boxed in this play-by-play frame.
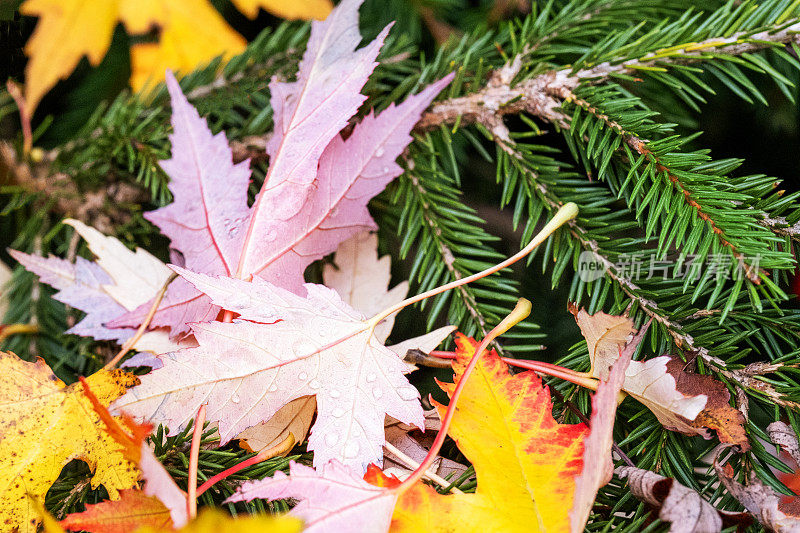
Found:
[136,508,303,533]
[0,352,140,533]
[230,0,331,20]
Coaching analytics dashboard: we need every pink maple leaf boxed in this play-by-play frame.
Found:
[226,460,396,533]
[109,0,452,338]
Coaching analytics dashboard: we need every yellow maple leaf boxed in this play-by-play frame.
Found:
[19,0,329,113]
[377,335,591,533]
[136,508,303,533]
[20,0,120,113]
[230,0,332,20]
[0,352,140,533]
[126,0,246,92]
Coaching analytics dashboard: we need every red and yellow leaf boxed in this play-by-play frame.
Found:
[384,335,589,532]
[61,490,172,533]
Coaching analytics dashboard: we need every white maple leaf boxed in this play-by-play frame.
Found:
[237,231,454,453]
[10,219,182,355]
[114,267,425,471]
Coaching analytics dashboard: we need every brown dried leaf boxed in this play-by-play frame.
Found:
[383,410,469,481]
[237,396,317,453]
[769,422,800,466]
[666,357,749,450]
[715,458,800,533]
[569,303,635,379]
[572,306,749,450]
[617,466,751,533]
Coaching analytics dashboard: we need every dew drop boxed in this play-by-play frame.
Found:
[268,383,278,392]
[292,340,317,355]
[397,387,418,401]
[264,228,278,242]
[382,166,390,174]
[309,379,321,390]
[227,226,239,237]
[325,433,339,447]
[372,387,383,399]
[331,407,345,418]
[330,389,341,398]
[366,373,377,383]
[344,442,359,459]
[298,372,308,381]
[375,147,385,158]
[231,394,240,404]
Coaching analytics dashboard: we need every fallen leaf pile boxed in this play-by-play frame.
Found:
[4,0,783,531]
[227,334,632,532]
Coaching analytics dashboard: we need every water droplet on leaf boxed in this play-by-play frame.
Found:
[397,387,417,401]
[344,442,359,458]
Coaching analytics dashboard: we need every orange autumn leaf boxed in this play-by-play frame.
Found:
[367,335,602,533]
[60,489,172,533]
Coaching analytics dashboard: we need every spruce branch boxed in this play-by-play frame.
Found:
[417,17,800,136]
[0,141,148,232]
[407,172,493,342]
[760,214,800,239]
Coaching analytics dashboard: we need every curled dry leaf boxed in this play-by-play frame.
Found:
[571,306,749,450]
[715,456,800,533]
[0,353,139,533]
[237,232,454,454]
[237,396,317,454]
[617,466,751,533]
[383,410,469,481]
[769,422,800,466]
